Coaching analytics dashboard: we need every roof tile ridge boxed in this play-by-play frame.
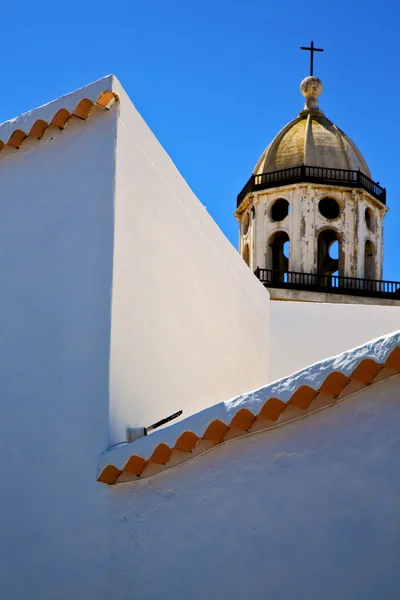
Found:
[0,90,119,154]
[0,75,115,130]
[97,331,400,485]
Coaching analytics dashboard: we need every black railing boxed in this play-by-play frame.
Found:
[237,165,386,207]
[255,268,400,300]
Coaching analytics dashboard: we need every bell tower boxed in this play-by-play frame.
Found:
[235,48,392,304]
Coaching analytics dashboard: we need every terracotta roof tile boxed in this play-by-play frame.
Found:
[97,327,400,486]
[0,90,118,154]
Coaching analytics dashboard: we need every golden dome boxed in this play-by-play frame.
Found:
[254,76,371,178]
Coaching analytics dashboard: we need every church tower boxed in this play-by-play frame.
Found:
[234,61,394,304]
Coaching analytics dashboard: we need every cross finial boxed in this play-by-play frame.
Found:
[300,41,324,76]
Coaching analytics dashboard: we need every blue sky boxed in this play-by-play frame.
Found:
[1,0,399,279]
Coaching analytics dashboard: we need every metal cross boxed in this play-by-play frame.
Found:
[300,41,324,76]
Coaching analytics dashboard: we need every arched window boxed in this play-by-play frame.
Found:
[365,207,376,233]
[317,229,341,282]
[266,231,290,282]
[364,240,375,280]
[242,212,250,236]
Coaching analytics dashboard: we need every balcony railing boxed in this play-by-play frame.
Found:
[255,268,400,300]
[237,165,386,207]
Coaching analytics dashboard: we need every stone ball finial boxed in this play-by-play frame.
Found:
[300,76,323,114]
[300,76,323,98]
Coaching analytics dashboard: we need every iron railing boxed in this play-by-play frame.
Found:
[237,165,386,207]
[255,268,400,300]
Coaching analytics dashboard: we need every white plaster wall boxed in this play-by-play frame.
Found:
[108,78,270,443]
[4,75,398,600]
[107,375,400,600]
[0,75,271,597]
[0,102,117,598]
[4,335,400,600]
[270,300,400,381]
[0,75,271,598]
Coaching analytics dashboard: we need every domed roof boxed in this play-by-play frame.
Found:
[254,76,371,179]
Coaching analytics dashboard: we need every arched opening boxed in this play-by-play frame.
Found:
[243,243,250,267]
[270,199,290,222]
[329,240,339,260]
[242,212,250,236]
[267,231,290,282]
[365,207,376,233]
[364,240,375,280]
[317,229,341,284]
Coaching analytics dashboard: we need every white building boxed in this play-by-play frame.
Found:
[1,73,400,599]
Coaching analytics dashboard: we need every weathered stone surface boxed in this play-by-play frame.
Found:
[236,78,387,295]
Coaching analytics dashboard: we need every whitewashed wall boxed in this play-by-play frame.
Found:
[108,79,269,443]
[270,301,400,381]
[0,98,117,600]
[0,75,399,600]
[104,375,400,600]
[0,75,270,598]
